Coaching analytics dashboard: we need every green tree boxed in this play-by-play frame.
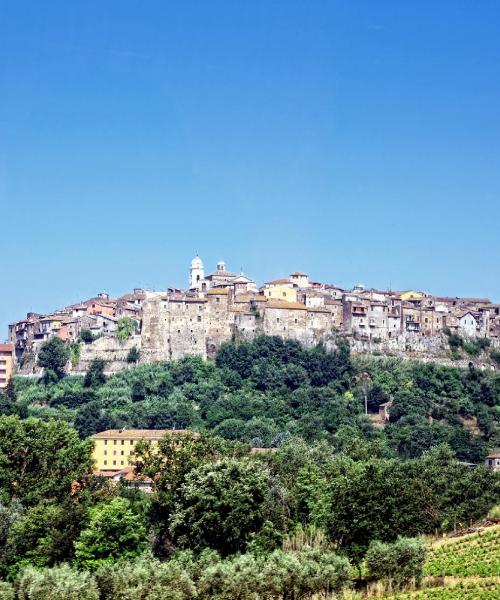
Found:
[116,317,137,342]
[79,329,95,344]
[4,500,87,577]
[170,458,270,555]
[365,537,427,589]
[126,347,140,364]
[83,359,106,388]
[0,416,93,506]
[37,338,70,381]
[74,498,147,570]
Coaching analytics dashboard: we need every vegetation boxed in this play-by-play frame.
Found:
[0,336,498,597]
[116,317,137,342]
[36,337,69,381]
[366,538,427,589]
[126,346,140,363]
[425,525,500,577]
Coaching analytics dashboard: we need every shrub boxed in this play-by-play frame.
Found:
[476,337,491,350]
[117,318,136,342]
[365,537,427,589]
[95,555,196,600]
[0,582,14,600]
[447,334,463,350]
[84,359,106,388]
[70,343,81,368]
[490,349,500,365]
[127,347,140,364]
[16,564,99,600]
[463,341,480,357]
[79,329,95,344]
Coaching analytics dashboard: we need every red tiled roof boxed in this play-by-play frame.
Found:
[91,429,191,440]
[264,279,292,285]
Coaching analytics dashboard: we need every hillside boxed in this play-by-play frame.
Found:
[382,524,500,599]
[5,336,500,463]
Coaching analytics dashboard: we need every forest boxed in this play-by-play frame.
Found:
[0,336,499,598]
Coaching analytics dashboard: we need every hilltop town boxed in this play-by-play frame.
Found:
[3,255,500,380]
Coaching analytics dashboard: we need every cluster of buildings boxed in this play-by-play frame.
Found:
[6,290,144,358]
[3,255,500,384]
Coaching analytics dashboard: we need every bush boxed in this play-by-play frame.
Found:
[95,555,196,600]
[447,334,463,350]
[0,582,14,600]
[79,329,95,344]
[490,349,500,365]
[117,318,136,343]
[127,347,140,364]
[16,564,99,600]
[463,341,480,357]
[365,537,427,589]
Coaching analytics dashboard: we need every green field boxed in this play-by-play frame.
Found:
[380,525,500,599]
[424,525,500,578]
[388,579,500,599]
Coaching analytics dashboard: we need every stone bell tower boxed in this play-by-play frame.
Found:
[190,255,205,290]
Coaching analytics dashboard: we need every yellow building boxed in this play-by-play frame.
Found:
[91,429,188,471]
[263,279,298,303]
[0,343,14,389]
[400,291,424,302]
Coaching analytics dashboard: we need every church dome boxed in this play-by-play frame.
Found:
[191,255,204,269]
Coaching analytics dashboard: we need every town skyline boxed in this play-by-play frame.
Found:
[2,253,500,344]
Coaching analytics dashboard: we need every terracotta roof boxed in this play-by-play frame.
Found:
[95,467,153,483]
[266,299,307,310]
[486,453,500,459]
[91,429,190,440]
[0,343,14,352]
[307,307,330,313]
[290,272,308,276]
[207,288,229,295]
[264,279,293,285]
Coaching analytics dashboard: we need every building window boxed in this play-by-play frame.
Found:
[104,460,107,465]
[113,440,117,445]
[104,440,107,445]
[113,460,116,466]
[130,440,134,445]
[216,297,220,303]
[121,461,124,466]
[121,450,124,455]
[283,292,286,297]
[121,440,124,445]
[104,450,107,456]
[276,318,280,323]
[113,450,116,456]
[197,316,201,322]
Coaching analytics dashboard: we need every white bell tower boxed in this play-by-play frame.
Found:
[190,255,205,289]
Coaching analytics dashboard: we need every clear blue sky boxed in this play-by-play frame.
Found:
[1,1,499,339]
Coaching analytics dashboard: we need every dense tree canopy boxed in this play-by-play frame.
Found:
[0,336,499,595]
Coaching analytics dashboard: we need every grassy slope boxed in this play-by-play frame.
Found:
[383,525,500,599]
